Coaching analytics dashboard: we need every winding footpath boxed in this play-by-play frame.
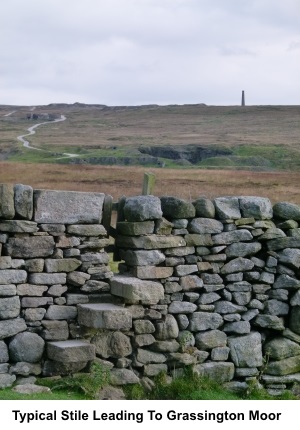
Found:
[17,115,79,158]
[3,110,17,117]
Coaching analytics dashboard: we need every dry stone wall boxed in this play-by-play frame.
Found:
[0,184,115,388]
[114,195,300,394]
[1,184,300,395]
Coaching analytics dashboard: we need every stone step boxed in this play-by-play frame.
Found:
[77,303,132,330]
[110,275,164,304]
[46,340,95,363]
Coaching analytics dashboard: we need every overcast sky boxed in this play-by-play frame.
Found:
[1,0,299,106]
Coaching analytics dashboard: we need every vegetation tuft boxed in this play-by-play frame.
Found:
[38,362,110,399]
[124,367,298,401]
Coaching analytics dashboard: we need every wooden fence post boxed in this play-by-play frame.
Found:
[102,195,113,237]
[142,172,156,195]
[113,195,126,262]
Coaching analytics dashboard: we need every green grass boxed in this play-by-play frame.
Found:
[195,145,300,171]
[8,139,300,171]
[232,144,300,170]
[0,388,86,400]
[124,368,298,401]
[1,366,298,400]
[0,362,110,401]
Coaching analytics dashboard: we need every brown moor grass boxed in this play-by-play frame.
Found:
[0,162,299,204]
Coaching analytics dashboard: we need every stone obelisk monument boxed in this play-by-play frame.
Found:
[241,90,245,106]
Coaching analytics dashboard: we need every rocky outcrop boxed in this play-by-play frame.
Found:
[139,145,232,165]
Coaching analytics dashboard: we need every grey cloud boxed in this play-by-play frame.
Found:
[0,0,299,105]
[287,41,300,51]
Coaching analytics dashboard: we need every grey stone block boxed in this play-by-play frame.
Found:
[193,198,215,218]
[17,284,48,296]
[277,248,300,269]
[24,308,46,322]
[211,346,230,361]
[5,256,23,269]
[0,270,27,285]
[136,348,166,364]
[144,364,168,377]
[184,234,213,246]
[116,234,186,249]
[78,303,132,330]
[155,315,179,340]
[133,266,173,279]
[67,271,90,286]
[41,320,69,341]
[67,224,107,236]
[110,368,140,385]
[120,250,165,266]
[189,312,223,331]
[267,237,300,251]
[47,340,95,363]
[133,319,155,334]
[66,294,89,305]
[223,321,251,334]
[273,202,300,221]
[117,221,155,236]
[123,196,162,221]
[212,230,253,245]
[220,257,254,274]
[0,284,16,296]
[161,196,195,219]
[194,361,234,383]
[0,340,9,363]
[6,237,55,258]
[110,275,164,304]
[14,184,33,219]
[25,259,45,273]
[168,301,197,314]
[264,337,300,360]
[180,275,203,291]
[9,362,42,376]
[0,318,27,340]
[42,360,87,376]
[21,297,53,308]
[239,196,273,220]
[0,293,20,318]
[0,220,37,233]
[9,332,45,363]
[44,258,81,273]
[92,331,132,358]
[175,264,198,276]
[228,332,263,367]
[188,218,223,234]
[0,373,16,388]
[195,329,227,350]
[266,355,300,376]
[34,189,105,224]
[226,242,262,258]
[254,315,285,331]
[29,273,66,285]
[264,299,289,316]
[45,305,77,320]
[214,197,241,220]
[273,274,300,290]
[289,306,300,335]
[0,184,15,219]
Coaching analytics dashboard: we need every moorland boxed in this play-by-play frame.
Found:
[0,103,299,203]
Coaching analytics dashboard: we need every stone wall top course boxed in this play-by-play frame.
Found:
[33,190,105,224]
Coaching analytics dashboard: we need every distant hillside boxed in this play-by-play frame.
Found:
[0,103,299,171]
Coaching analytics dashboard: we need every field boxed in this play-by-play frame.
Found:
[0,103,299,203]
